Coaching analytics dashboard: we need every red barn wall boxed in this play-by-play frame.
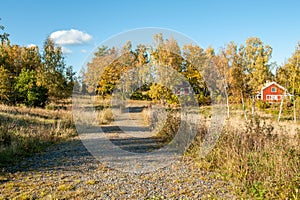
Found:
[262,83,284,102]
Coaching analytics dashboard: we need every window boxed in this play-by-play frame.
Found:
[266,95,279,100]
[271,95,277,100]
[271,87,277,92]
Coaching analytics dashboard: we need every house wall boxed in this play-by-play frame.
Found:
[262,83,284,102]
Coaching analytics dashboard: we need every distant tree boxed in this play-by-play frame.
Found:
[182,44,208,104]
[234,37,273,116]
[22,45,42,71]
[150,34,183,104]
[277,42,300,96]
[0,18,9,45]
[277,42,300,122]
[0,66,13,103]
[84,46,118,94]
[214,46,232,118]
[242,37,273,96]
[65,65,76,97]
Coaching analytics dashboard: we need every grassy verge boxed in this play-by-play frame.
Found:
[186,115,300,199]
[0,104,77,168]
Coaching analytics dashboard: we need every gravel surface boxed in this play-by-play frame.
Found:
[0,104,233,199]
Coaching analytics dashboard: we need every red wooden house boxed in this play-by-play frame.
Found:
[256,81,292,102]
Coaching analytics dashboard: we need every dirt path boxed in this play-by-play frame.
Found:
[0,104,233,199]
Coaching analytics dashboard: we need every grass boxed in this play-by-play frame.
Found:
[97,108,114,125]
[143,100,299,199]
[85,180,98,185]
[57,183,75,191]
[0,104,76,168]
[186,114,300,199]
[0,98,299,199]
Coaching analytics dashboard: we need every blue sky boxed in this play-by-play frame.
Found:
[1,0,300,73]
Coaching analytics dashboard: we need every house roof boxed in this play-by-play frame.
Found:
[261,81,287,92]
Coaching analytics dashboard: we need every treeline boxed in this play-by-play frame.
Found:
[83,33,300,105]
[0,21,75,107]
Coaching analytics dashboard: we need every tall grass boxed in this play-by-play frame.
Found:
[0,104,76,167]
[142,106,181,142]
[97,108,114,125]
[187,115,300,199]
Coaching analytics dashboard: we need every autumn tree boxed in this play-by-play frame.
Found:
[0,18,9,45]
[242,37,273,96]
[277,42,300,122]
[182,44,209,104]
[84,46,118,95]
[40,38,75,100]
[149,34,184,104]
[0,28,74,106]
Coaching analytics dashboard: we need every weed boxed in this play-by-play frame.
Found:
[0,104,76,168]
[187,115,300,199]
[57,183,74,191]
[85,180,98,185]
[97,108,114,124]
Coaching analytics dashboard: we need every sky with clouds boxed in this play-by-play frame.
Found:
[49,29,92,54]
[1,0,300,73]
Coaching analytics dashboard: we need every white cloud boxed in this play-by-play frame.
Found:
[81,49,88,53]
[27,44,37,48]
[50,29,92,45]
[61,46,72,54]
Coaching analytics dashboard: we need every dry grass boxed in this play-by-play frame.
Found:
[145,102,299,198]
[97,108,114,125]
[187,114,300,199]
[0,104,76,167]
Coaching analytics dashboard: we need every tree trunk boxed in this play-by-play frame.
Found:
[225,86,230,119]
[294,98,297,123]
[251,97,255,117]
[278,94,285,122]
[241,90,247,120]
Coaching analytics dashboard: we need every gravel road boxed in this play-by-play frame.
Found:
[0,104,233,199]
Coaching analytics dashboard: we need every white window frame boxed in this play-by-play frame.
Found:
[266,95,281,100]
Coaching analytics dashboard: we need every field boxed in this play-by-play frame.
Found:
[0,99,299,199]
[0,102,76,167]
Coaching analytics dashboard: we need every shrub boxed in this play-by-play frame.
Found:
[97,108,114,124]
[256,100,270,109]
[14,69,48,107]
[151,109,180,143]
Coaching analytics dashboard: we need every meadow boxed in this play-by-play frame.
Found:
[0,99,299,199]
[0,101,76,167]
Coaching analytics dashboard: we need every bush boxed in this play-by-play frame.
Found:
[97,108,114,124]
[152,109,180,143]
[256,100,270,109]
[130,91,151,100]
[14,69,48,107]
[196,93,211,105]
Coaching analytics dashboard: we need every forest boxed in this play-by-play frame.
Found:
[1,18,300,111]
[0,21,75,107]
[82,33,300,110]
